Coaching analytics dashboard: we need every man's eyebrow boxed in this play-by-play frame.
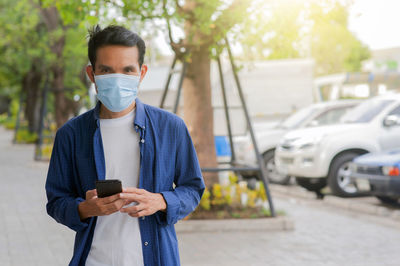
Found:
[123,65,138,70]
[98,64,113,70]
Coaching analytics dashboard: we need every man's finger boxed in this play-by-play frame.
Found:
[128,210,148,218]
[100,193,122,204]
[120,192,144,202]
[86,189,97,199]
[120,203,144,214]
[123,199,136,206]
[122,187,146,194]
[103,199,127,213]
[128,212,140,217]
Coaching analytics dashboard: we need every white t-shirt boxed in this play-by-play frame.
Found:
[86,108,144,266]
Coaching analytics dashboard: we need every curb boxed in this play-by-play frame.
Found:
[270,184,400,222]
[175,216,294,233]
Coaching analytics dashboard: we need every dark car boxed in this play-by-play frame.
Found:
[350,150,400,204]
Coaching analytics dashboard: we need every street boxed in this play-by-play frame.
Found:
[1,126,400,266]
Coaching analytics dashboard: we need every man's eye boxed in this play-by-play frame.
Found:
[101,69,109,73]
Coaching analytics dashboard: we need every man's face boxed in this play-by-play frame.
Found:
[86,45,147,91]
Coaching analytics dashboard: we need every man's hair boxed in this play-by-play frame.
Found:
[87,25,146,69]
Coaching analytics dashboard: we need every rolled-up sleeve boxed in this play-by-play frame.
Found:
[156,119,205,226]
[45,127,89,232]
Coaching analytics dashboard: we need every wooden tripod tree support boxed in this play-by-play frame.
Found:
[159,38,276,217]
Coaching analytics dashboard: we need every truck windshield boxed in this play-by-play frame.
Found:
[341,99,393,123]
[307,105,354,127]
[278,106,319,129]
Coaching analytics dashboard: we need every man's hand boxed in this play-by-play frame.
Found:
[78,189,127,220]
[119,187,167,217]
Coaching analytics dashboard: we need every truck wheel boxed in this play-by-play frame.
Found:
[376,196,399,205]
[295,177,327,192]
[328,152,359,197]
[263,150,291,185]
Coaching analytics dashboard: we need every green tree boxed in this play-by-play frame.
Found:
[240,0,304,60]
[0,0,51,133]
[0,0,100,131]
[38,0,100,127]
[309,1,370,75]
[240,0,369,75]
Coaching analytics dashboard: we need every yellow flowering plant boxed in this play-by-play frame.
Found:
[191,172,274,219]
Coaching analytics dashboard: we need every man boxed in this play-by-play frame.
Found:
[45,25,205,266]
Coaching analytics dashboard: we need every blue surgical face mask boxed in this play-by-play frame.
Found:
[94,73,140,112]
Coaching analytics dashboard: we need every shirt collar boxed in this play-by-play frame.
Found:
[93,98,146,130]
[134,98,145,129]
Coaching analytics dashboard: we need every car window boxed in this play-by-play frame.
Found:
[387,105,400,116]
[306,106,353,127]
[278,106,319,129]
[341,99,394,123]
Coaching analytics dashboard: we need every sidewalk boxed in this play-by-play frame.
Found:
[1,126,400,266]
[0,127,74,265]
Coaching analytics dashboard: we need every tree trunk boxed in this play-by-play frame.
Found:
[180,0,220,187]
[182,45,219,186]
[52,62,70,128]
[23,61,43,133]
[40,6,71,128]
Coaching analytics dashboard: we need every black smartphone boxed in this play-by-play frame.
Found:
[95,179,122,198]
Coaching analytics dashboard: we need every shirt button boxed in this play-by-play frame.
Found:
[142,217,145,220]
[144,242,148,246]
[135,126,138,130]
[141,139,145,143]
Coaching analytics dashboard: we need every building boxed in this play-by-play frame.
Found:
[138,57,315,135]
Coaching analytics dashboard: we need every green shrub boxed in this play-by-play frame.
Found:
[0,114,9,124]
[3,119,16,129]
[199,187,211,210]
[15,129,38,143]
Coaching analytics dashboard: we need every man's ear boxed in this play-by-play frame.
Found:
[140,64,148,83]
[86,65,95,83]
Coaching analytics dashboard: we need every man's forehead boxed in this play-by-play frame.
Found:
[96,45,139,65]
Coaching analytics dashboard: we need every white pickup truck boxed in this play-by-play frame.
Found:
[275,94,400,197]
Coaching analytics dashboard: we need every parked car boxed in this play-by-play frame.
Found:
[275,93,400,197]
[234,100,360,184]
[349,150,400,204]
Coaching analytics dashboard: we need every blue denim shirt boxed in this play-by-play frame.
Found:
[45,98,205,266]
